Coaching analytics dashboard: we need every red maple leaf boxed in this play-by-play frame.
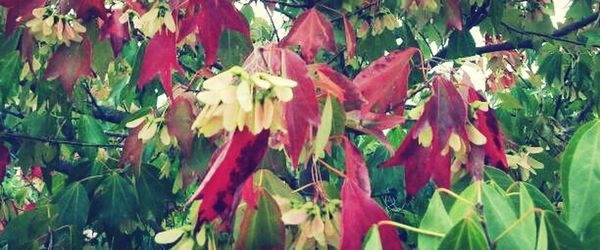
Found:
[381,76,468,195]
[467,88,508,178]
[354,48,419,117]
[445,0,462,31]
[44,38,94,98]
[187,129,269,227]
[280,8,336,64]
[0,0,45,35]
[118,123,145,175]
[312,64,365,110]
[0,145,9,183]
[343,137,371,195]
[343,15,357,62]
[166,96,197,160]
[69,0,107,20]
[178,0,251,66]
[19,29,35,73]
[341,180,403,249]
[138,29,184,100]
[100,10,130,56]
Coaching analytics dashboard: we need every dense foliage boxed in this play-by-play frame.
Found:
[0,0,599,249]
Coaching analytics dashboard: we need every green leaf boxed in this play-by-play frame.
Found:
[0,51,21,106]
[78,114,108,158]
[418,191,453,250]
[254,169,302,202]
[92,174,138,229]
[449,183,478,224]
[537,211,547,250]
[218,30,252,68]
[54,182,90,230]
[363,225,383,250]
[155,228,185,244]
[482,183,530,250]
[438,217,490,250]
[235,189,285,249]
[543,211,584,250]
[483,166,514,190]
[0,206,56,249]
[582,212,600,250]
[508,182,554,212]
[445,30,476,59]
[314,95,333,159]
[518,183,537,250]
[537,51,563,85]
[564,120,600,234]
[136,164,173,221]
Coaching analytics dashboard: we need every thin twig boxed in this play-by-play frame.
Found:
[263,2,281,42]
[377,220,445,237]
[1,132,124,148]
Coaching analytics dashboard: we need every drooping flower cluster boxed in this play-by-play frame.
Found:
[192,66,296,137]
[119,1,176,38]
[26,7,86,46]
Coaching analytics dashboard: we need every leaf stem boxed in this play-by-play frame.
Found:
[317,159,346,178]
[437,188,475,206]
[377,220,445,237]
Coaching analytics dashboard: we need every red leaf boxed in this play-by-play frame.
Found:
[29,165,43,180]
[166,96,197,160]
[445,0,462,31]
[44,38,94,98]
[100,10,130,56]
[354,48,419,117]
[341,180,402,250]
[19,29,35,73]
[0,145,9,183]
[343,137,371,195]
[244,46,320,167]
[280,8,336,64]
[138,30,184,100]
[179,0,251,66]
[312,64,365,110]
[70,0,107,20]
[381,76,468,195]
[346,110,405,153]
[241,175,258,209]
[187,129,269,226]
[1,0,45,35]
[118,123,145,174]
[343,15,357,62]
[467,88,508,171]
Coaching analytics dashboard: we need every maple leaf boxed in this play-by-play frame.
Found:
[100,10,130,56]
[346,110,405,152]
[138,29,184,100]
[178,0,251,66]
[343,15,357,62]
[70,0,107,20]
[166,96,197,160]
[243,45,320,167]
[354,48,419,116]
[312,64,365,110]
[44,38,94,98]
[343,137,371,195]
[467,88,508,178]
[0,145,9,183]
[118,123,145,175]
[280,8,336,64]
[341,180,403,249]
[19,29,35,73]
[0,0,45,35]
[445,0,462,31]
[187,129,269,227]
[381,76,468,195]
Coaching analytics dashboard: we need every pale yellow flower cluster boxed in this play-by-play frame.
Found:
[26,8,86,46]
[119,2,176,37]
[192,66,297,137]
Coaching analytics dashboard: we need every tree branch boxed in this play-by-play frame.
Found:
[261,0,311,8]
[1,132,124,148]
[431,12,599,66]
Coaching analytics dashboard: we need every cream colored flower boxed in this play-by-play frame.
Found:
[26,7,86,46]
[507,147,544,181]
[138,3,176,37]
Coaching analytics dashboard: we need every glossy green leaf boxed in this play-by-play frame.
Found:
[582,212,600,250]
[418,191,453,250]
[449,183,478,224]
[155,228,185,244]
[253,169,302,202]
[54,182,90,230]
[519,183,537,250]
[482,183,529,250]
[438,217,490,250]
[564,120,600,234]
[536,212,547,250]
[483,166,514,190]
[92,174,138,228]
[314,95,333,159]
[363,225,383,250]
[544,211,584,250]
[445,30,476,59]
